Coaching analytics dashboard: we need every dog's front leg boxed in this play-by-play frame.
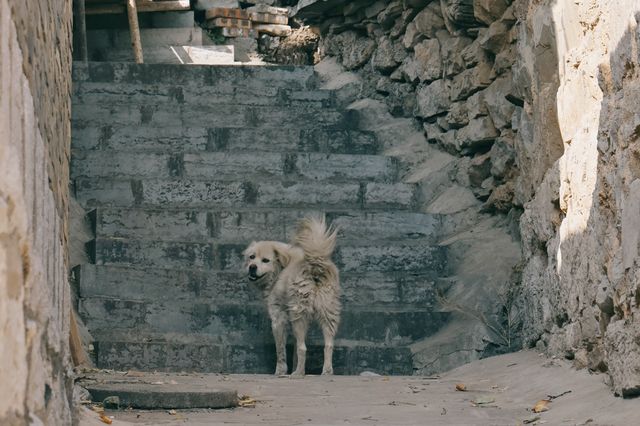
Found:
[270,311,288,376]
[290,319,309,378]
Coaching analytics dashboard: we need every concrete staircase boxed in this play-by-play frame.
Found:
[71,61,449,375]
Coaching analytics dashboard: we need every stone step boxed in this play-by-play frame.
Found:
[72,62,316,89]
[71,125,380,155]
[73,81,335,107]
[92,45,239,65]
[88,238,447,273]
[71,151,399,183]
[71,101,348,130]
[76,264,441,308]
[74,178,418,210]
[92,335,415,375]
[79,297,449,344]
[90,208,441,243]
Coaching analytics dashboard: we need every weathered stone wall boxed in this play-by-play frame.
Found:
[305,0,522,215]
[0,0,73,424]
[301,0,523,374]
[298,0,640,395]
[7,0,73,226]
[515,0,640,397]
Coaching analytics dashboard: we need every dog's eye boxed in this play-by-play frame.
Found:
[249,254,255,260]
[262,258,270,263]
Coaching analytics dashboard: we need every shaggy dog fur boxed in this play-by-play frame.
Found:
[243,217,341,377]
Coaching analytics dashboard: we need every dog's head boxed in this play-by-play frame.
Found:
[243,241,291,284]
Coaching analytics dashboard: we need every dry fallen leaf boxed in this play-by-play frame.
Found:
[99,414,112,424]
[532,399,550,413]
[239,395,256,408]
[455,383,467,391]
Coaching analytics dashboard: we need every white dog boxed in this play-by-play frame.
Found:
[243,216,341,377]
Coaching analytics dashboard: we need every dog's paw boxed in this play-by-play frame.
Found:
[321,368,333,376]
[289,371,306,379]
[274,364,288,376]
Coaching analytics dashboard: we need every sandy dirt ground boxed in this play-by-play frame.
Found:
[79,350,640,425]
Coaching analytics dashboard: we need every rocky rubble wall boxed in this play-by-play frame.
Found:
[316,0,521,216]
[0,0,73,424]
[306,0,523,374]
[302,0,640,396]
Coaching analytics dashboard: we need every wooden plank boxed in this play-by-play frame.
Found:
[86,0,190,15]
[126,0,144,63]
[69,308,91,367]
[246,4,288,15]
[74,0,88,61]
[249,11,288,25]
[210,17,252,29]
[205,7,250,20]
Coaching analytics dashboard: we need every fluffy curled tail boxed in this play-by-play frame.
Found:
[294,216,338,259]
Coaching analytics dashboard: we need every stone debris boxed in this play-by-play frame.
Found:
[252,23,292,37]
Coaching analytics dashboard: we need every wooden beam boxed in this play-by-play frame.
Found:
[69,308,91,367]
[85,0,190,15]
[126,0,144,63]
[74,0,89,61]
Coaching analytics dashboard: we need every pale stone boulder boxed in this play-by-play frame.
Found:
[400,38,442,83]
[415,79,451,118]
[456,116,499,153]
[473,0,511,25]
[412,2,445,38]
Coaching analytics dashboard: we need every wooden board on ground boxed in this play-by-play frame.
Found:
[253,24,291,36]
[86,0,190,15]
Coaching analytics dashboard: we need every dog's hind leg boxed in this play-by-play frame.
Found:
[321,324,336,375]
[290,318,309,378]
[270,310,288,376]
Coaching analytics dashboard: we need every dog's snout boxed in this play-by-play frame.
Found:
[249,264,257,273]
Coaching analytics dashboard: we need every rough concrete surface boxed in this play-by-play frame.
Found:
[78,351,640,426]
[84,382,238,409]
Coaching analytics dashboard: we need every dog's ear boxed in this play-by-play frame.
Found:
[243,242,256,256]
[273,244,291,268]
